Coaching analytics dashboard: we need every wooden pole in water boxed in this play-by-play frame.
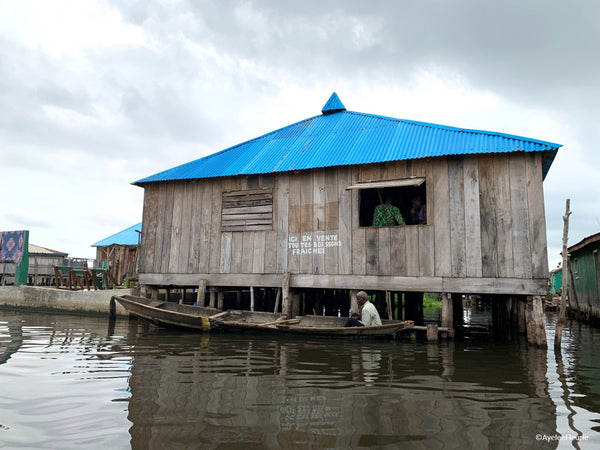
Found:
[197,280,206,306]
[441,293,453,338]
[555,199,571,350]
[282,270,291,318]
[274,288,281,313]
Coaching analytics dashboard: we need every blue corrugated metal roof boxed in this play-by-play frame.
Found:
[92,223,142,247]
[134,93,562,185]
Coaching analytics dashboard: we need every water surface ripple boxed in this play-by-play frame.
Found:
[1,310,598,449]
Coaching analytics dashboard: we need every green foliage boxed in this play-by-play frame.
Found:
[423,293,442,309]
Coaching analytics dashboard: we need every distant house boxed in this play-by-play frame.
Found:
[566,232,600,322]
[0,242,68,286]
[92,223,141,284]
[28,244,69,285]
[132,93,562,344]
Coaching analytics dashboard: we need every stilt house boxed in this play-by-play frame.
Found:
[565,232,600,322]
[133,93,561,340]
[92,223,141,284]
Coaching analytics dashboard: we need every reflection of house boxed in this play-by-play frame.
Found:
[92,223,141,284]
[565,232,600,322]
[132,93,562,344]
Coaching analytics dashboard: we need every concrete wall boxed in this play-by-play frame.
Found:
[0,286,133,316]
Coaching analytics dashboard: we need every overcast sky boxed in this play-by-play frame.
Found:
[1,0,598,268]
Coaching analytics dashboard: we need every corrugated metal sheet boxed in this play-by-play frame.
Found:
[134,93,562,185]
[28,244,68,256]
[92,223,142,247]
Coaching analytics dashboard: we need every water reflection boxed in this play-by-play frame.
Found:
[1,309,599,448]
[124,329,560,449]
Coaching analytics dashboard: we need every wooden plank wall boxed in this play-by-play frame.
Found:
[138,153,549,288]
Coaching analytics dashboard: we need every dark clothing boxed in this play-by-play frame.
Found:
[344,317,364,327]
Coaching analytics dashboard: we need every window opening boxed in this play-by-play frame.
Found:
[359,183,427,227]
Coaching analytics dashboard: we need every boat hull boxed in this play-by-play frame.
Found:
[217,310,412,337]
[113,295,222,331]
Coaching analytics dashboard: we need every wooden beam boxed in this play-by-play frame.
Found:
[138,273,549,296]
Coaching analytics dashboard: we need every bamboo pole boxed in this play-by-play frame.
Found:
[555,199,571,350]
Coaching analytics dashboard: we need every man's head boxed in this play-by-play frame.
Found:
[356,291,368,305]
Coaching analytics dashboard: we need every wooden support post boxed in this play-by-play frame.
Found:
[427,324,439,342]
[290,291,301,318]
[526,295,547,348]
[282,270,291,318]
[386,291,393,320]
[555,198,571,350]
[250,286,255,311]
[209,288,217,308]
[517,297,527,334]
[217,289,224,310]
[197,280,207,306]
[350,290,359,315]
[273,288,281,313]
[441,293,453,338]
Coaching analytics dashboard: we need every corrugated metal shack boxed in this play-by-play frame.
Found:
[566,232,600,323]
[133,93,562,345]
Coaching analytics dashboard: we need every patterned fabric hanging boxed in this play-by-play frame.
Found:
[0,230,26,265]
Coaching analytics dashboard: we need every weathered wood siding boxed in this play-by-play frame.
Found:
[138,153,549,294]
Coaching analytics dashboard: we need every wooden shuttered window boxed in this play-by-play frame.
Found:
[221,189,273,231]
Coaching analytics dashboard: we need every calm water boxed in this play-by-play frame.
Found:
[1,308,599,449]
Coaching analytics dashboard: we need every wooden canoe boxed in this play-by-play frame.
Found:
[216,310,413,337]
[112,295,222,331]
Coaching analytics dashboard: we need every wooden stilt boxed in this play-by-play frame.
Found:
[282,270,291,318]
[386,291,393,320]
[427,324,439,342]
[350,290,359,315]
[250,286,255,311]
[526,295,547,348]
[217,289,224,310]
[209,288,216,308]
[517,297,527,334]
[197,280,207,306]
[274,288,281,313]
[290,291,301,318]
[441,293,454,338]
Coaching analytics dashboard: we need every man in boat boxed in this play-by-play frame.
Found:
[356,291,382,326]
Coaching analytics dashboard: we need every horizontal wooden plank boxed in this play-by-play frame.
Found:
[140,272,548,295]
[139,272,285,287]
[442,277,548,295]
[222,205,273,215]
[222,213,273,221]
[346,177,425,190]
[223,188,273,197]
[223,199,273,208]
[222,225,273,232]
